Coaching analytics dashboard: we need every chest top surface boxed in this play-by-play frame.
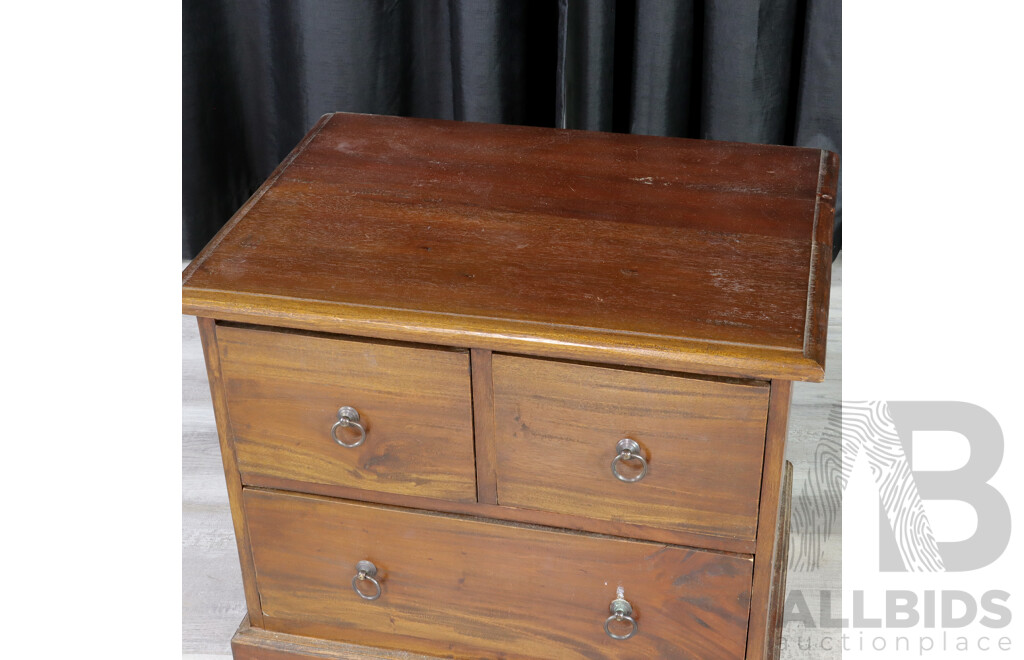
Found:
[183,112,837,382]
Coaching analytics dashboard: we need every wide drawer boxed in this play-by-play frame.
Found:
[244,488,753,659]
[217,324,476,502]
[492,355,770,542]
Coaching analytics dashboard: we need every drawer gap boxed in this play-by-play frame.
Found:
[244,485,754,560]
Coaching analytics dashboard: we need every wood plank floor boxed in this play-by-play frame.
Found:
[181,256,843,659]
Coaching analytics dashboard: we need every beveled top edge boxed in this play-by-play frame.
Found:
[183,112,836,382]
[181,288,826,382]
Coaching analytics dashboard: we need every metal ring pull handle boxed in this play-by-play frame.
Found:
[604,596,638,640]
[610,438,648,483]
[351,560,382,601]
[332,406,367,448]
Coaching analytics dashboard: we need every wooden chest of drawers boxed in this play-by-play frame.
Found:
[183,112,837,659]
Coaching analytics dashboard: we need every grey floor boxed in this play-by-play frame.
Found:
[182,256,842,659]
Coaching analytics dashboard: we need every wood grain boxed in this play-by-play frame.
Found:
[244,488,754,660]
[803,150,839,371]
[183,112,837,382]
[217,324,476,503]
[232,615,439,659]
[767,462,794,660]
[180,115,837,658]
[197,317,265,627]
[492,355,769,541]
[745,380,793,660]
[469,349,498,504]
[183,256,843,659]
[243,473,756,555]
[181,113,332,287]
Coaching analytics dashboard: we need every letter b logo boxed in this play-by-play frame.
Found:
[881,402,1010,572]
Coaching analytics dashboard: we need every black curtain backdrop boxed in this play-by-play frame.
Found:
[183,0,841,259]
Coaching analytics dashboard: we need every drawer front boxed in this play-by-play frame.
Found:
[217,325,476,502]
[492,356,769,541]
[244,489,753,659]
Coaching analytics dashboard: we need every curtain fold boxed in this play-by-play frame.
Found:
[702,0,802,144]
[556,0,617,132]
[184,0,840,258]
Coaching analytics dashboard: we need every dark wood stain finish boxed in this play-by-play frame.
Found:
[767,462,795,660]
[184,114,835,660]
[745,380,793,660]
[183,113,837,382]
[244,488,754,660]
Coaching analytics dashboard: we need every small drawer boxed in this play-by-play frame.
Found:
[492,355,769,542]
[216,325,476,502]
[244,488,753,659]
